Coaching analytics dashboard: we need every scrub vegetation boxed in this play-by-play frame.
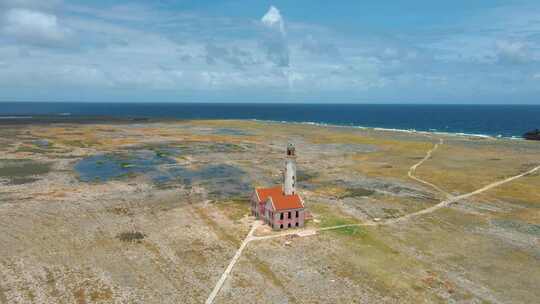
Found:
[0,119,538,303]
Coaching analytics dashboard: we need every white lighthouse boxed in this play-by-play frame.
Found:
[251,142,307,230]
[283,143,297,195]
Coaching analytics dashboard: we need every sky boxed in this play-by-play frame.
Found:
[0,0,540,104]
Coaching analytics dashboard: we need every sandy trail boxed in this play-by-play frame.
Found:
[319,142,540,229]
[204,222,258,304]
[407,138,452,198]
[387,163,540,225]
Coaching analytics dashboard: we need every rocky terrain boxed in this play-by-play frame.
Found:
[0,119,539,303]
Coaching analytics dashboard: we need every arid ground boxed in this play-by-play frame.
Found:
[0,119,539,304]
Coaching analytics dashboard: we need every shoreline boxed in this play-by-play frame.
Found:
[250,119,525,141]
[0,114,529,141]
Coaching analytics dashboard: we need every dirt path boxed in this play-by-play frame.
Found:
[387,163,540,225]
[319,159,540,230]
[407,138,452,198]
[205,222,259,304]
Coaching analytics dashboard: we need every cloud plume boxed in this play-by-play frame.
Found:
[260,6,289,67]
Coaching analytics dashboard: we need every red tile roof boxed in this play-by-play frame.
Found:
[256,186,303,211]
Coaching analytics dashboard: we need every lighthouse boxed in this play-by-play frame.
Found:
[251,142,306,230]
[283,143,296,195]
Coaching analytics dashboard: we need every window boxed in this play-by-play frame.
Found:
[280,213,284,220]
[280,224,283,229]
[288,212,291,219]
[295,210,299,218]
[288,223,291,228]
[296,222,299,227]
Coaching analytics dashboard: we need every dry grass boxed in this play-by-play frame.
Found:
[415,142,539,194]
[3,120,539,303]
[352,140,433,180]
[483,174,540,207]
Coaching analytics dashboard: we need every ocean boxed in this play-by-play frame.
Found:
[1,102,539,138]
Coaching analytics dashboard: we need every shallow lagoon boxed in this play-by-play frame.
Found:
[75,150,251,198]
[75,150,176,182]
[151,164,252,198]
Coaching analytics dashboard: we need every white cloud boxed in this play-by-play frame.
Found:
[261,6,285,35]
[496,40,531,64]
[0,0,62,10]
[2,8,71,46]
[204,43,260,68]
[1,1,537,102]
[300,35,340,58]
[260,6,289,67]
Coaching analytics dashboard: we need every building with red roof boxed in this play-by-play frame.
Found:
[251,144,307,230]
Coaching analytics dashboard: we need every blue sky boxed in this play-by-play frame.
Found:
[1,0,540,103]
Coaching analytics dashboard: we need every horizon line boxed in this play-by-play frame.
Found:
[1,101,540,106]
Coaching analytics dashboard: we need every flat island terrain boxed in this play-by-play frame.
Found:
[0,119,539,303]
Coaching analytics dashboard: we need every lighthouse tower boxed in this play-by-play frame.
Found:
[283,143,297,195]
[251,142,306,230]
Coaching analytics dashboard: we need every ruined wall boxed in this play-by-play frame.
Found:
[271,208,305,230]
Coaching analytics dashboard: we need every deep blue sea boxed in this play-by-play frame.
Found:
[1,102,539,138]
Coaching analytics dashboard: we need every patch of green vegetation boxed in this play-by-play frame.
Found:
[97,128,116,133]
[0,159,51,182]
[338,187,375,199]
[154,181,179,190]
[297,170,318,182]
[154,150,170,158]
[312,203,399,254]
[321,216,356,229]
[359,230,399,254]
[0,128,21,137]
[215,198,249,222]
[207,143,245,153]
[333,225,364,236]
[311,203,358,229]
[492,219,540,236]
[119,162,133,168]
[61,139,99,148]
[117,231,146,243]
[15,146,48,154]
[8,177,40,185]
[15,141,68,155]
[382,208,401,218]
[115,172,138,180]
